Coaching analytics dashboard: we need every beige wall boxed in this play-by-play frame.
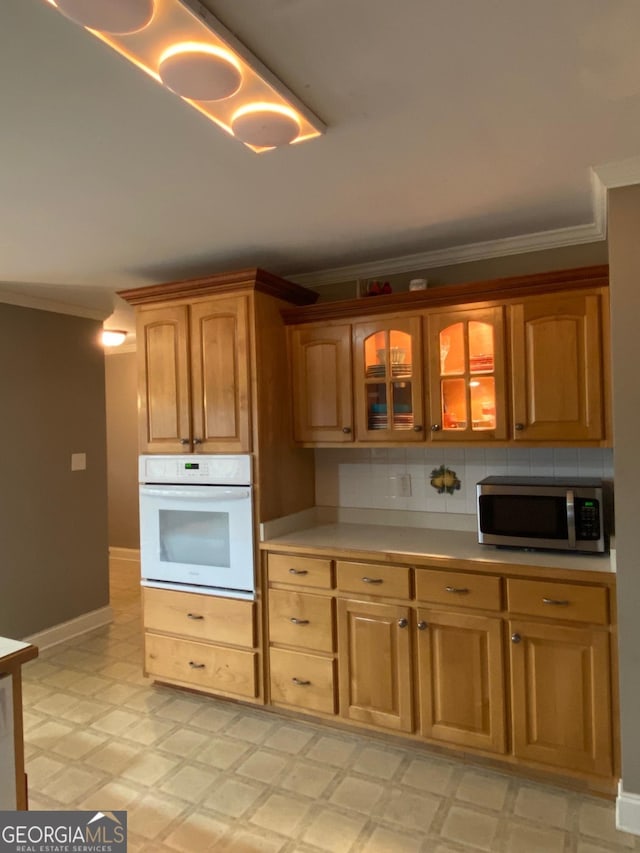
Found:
[0,304,109,639]
[607,186,640,794]
[105,350,139,549]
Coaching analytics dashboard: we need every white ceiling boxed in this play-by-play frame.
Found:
[3,0,640,332]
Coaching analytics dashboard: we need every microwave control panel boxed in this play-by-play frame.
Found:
[575,498,601,540]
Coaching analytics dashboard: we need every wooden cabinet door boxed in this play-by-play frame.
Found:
[353,316,425,442]
[426,306,507,441]
[137,305,192,453]
[190,297,251,453]
[509,619,612,776]
[290,324,353,442]
[509,291,604,441]
[337,599,413,731]
[416,609,506,753]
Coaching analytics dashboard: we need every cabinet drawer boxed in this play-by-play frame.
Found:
[143,587,255,647]
[336,561,411,599]
[268,590,334,652]
[145,634,258,698]
[268,554,333,589]
[506,579,608,625]
[416,570,502,611]
[269,648,336,714]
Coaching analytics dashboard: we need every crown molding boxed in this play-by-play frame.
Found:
[594,154,640,189]
[0,286,110,321]
[289,175,609,287]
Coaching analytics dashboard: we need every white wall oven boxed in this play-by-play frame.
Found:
[139,455,255,599]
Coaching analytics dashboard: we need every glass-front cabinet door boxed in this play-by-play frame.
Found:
[353,316,424,441]
[427,307,506,440]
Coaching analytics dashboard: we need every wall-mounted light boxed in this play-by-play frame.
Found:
[45,0,325,151]
[102,329,128,347]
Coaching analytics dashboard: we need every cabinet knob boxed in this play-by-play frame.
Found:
[289,617,310,625]
[431,424,441,432]
[342,426,352,434]
[179,438,190,445]
[413,425,423,432]
[193,437,203,445]
[515,423,525,431]
[511,633,521,644]
[417,620,428,631]
[188,661,206,669]
[397,618,409,628]
[291,677,311,686]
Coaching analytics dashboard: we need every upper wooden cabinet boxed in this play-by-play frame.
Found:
[353,316,425,441]
[136,296,250,454]
[509,291,605,442]
[283,265,610,447]
[426,305,507,441]
[290,324,353,443]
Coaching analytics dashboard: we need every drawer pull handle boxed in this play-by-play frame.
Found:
[542,598,570,606]
[187,613,204,620]
[292,677,311,686]
[397,618,409,628]
[188,661,206,669]
[289,568,309,575]
[445,586,469,594]
[362,577,383,584]
[289,617,310,625]
[417,620,428,630]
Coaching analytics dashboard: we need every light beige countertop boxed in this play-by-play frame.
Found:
[0,638,38,670]
[260,523,615,579]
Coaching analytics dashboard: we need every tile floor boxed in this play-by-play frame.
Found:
[19,559,640,852]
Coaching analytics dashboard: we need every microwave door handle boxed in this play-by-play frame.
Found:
[566,489,576,549]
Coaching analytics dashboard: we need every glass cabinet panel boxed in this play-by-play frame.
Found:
[355,318,423,441]
[429,308,505,440]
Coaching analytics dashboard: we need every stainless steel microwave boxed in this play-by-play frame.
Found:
[476,476,607,553]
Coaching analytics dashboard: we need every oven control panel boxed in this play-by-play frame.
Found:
[139,454,252,486]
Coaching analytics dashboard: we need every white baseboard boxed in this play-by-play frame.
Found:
[617,781,640,836]
[22,605,113,651]
[109,546,140,562]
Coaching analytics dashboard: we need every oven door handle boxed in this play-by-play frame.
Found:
[139,486,251,500]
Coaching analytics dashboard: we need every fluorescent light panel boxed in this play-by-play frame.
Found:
[46,0,326,151]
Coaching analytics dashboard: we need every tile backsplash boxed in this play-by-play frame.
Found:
[315,447,614,520]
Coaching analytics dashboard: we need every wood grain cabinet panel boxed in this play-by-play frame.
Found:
[143,588,256,647]
[269,648,336,714]
[507,579,608,624]
[136,305,191,453]
[337,599,413,732]
[415,570,502,611]
[509,291,605,441]
[416,609,506,753]
[268,590,334,652]
[268,554,333,589]
[290,325,353,442]
[336,561,411,599]
[145,634,258,699]
[509,619,612,776]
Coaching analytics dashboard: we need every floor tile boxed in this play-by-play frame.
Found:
[302,808,367,852]
[454,767,510,811]
[162,810,230,852]
[249,792,311,836]
[440,805,500,851]
[329,775,386,814]
[203,777,264,818]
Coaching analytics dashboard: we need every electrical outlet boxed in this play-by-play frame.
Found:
[389,474,412,498]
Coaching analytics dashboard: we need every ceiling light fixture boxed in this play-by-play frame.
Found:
[101,329,128,347]
[45,0,325,151]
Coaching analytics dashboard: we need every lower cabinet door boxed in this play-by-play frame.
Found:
[509,619,612,776]
[145,634,258,699]
[269,648,336,714]
[337,599,413,732]
[416,609,506,753]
